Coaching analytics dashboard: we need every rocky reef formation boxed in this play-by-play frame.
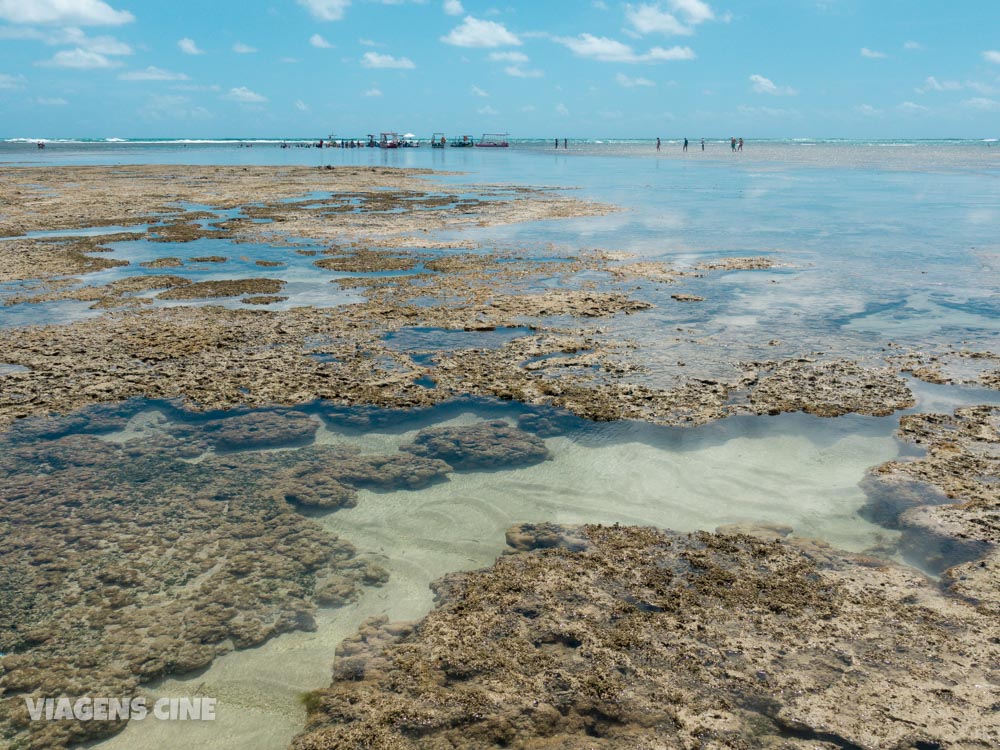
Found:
[404,420,550,470]
[864,405,999,613]
[293,523,999,750]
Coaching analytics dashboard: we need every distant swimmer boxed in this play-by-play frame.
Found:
[683,138,688,152]
[656,137,661,152]
[37,141,45,149]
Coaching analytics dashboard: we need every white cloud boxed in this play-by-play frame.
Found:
[33,96,67,105]
[38,48,119,68]
[477,104,498,115]
[903,41,922,51]
[616,72,655,87]
[224,86,267,103]
[119,66,189,81]
[984,51,1000,64]
[918,76,963,93]
[0,72,26,88]
[749,73,796,96]
[297,0,350,21]
[860,47,887,59]
[854,104,884,117]
[556,102,569,116]
[310,33,333,48]
[488,51,528,63]
[625,5,692,36]
[897,101,929,114]
[358,38,380,47]
[295,99,311,112]
[668,0,714,24]
[443,0,463,15]
[178,38,203,55]
[361,51,414,68]
[471,84,489,97]
[554,34,694,63]
[520,104,536,112]
[962,97,1000,111]
[140,93,211,121]
[442,16,520,48]
[233,42,257,54]
[0,0,133,26]
[736,104,800,118]
[363,87,382,96]
[505,65,542,78]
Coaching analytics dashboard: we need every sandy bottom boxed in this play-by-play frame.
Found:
[96,405,902,750]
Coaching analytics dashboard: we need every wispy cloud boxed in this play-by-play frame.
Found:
[233,42,257,54]
[443,0,463,15]
[0,0,134,26]
[297,0,350,21]
[140,93,211,121]
[477,104,498,115]
[903,40,922,51]
[897,101,929,114]
[38,48,120,68]
[363,87,382,96]
[310,33,333,48]
[505,65,542,78]
[749,73,796,96]
[224,86,267,103]
[119,66,189,81]
[556,102,570,116]
[860,47,887,59]
[984,50,1000,64]
[616,72,655,87]
[669,0,715,24]
[488,51,528,63]
[442,16,520,47]
[33,96,67,105]
[554,34,694,63]
[471,84,489,97]
[295,99,310,112]
[962,97,1000,111]
[361,51,414,68]
[854,104,884,117]
[178,37,204,55]
[0,72,26,89]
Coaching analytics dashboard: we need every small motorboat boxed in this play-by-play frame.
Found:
[431,132,447,149]
[450,135,474,148]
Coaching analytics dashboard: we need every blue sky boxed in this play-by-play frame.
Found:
[1,0,998,138]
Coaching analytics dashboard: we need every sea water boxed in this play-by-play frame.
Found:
[1,140,997,749]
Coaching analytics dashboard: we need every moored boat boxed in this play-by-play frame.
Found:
[476,133,509,148]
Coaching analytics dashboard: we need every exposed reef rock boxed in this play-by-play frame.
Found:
[865,405,999,611]
[404,420,550,470]
[293,524,999,750]
[745,358,914,418]
[156,278,285,300]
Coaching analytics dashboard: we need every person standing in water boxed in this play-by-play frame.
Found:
[563,138,568,149]
[656,137,661,152]
[554,138,558,149]
[683,138,688,152]
[701,138,705,151]
[738,137,744,152]
[731,137,736,152]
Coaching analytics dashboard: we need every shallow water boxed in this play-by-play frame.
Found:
[85,396,904,750]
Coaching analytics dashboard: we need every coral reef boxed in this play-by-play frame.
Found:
[293,524,1000,750]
